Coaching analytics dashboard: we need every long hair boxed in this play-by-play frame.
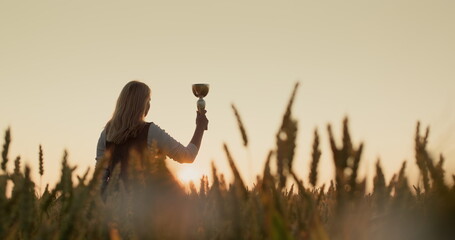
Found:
[105,81,151,144]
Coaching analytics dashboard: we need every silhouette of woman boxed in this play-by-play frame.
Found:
[95,80,208,191]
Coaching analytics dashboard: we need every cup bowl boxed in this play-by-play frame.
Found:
[192,84,209,98]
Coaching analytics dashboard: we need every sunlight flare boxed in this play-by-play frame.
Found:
[177,165,202,184]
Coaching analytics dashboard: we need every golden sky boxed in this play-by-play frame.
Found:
[1,0,454,189]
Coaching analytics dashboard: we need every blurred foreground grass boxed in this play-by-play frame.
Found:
[1,84,454,240]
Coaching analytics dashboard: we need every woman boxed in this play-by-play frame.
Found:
[96,80,208,190]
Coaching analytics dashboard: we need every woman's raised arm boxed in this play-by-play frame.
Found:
[147,111,208,163]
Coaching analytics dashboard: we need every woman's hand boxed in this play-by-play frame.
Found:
[196,110,209,130]
[190,110,208,151]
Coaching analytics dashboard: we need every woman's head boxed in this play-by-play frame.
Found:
[105,81,151,143]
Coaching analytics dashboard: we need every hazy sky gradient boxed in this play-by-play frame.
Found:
[1,0,454,189]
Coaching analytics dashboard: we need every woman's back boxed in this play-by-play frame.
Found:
[105,122,151,182]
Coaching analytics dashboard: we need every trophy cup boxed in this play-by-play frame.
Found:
[192,83,209,129]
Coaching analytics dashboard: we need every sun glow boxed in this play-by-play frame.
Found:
[177,165,202,184]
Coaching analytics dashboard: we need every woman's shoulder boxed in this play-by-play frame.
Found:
[147,122,170,138]
[148,122,163,131]
[99,128,106,138]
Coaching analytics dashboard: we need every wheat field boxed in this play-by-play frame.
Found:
[1,84,454,240]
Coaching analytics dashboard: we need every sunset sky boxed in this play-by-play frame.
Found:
[1,0,454,189]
